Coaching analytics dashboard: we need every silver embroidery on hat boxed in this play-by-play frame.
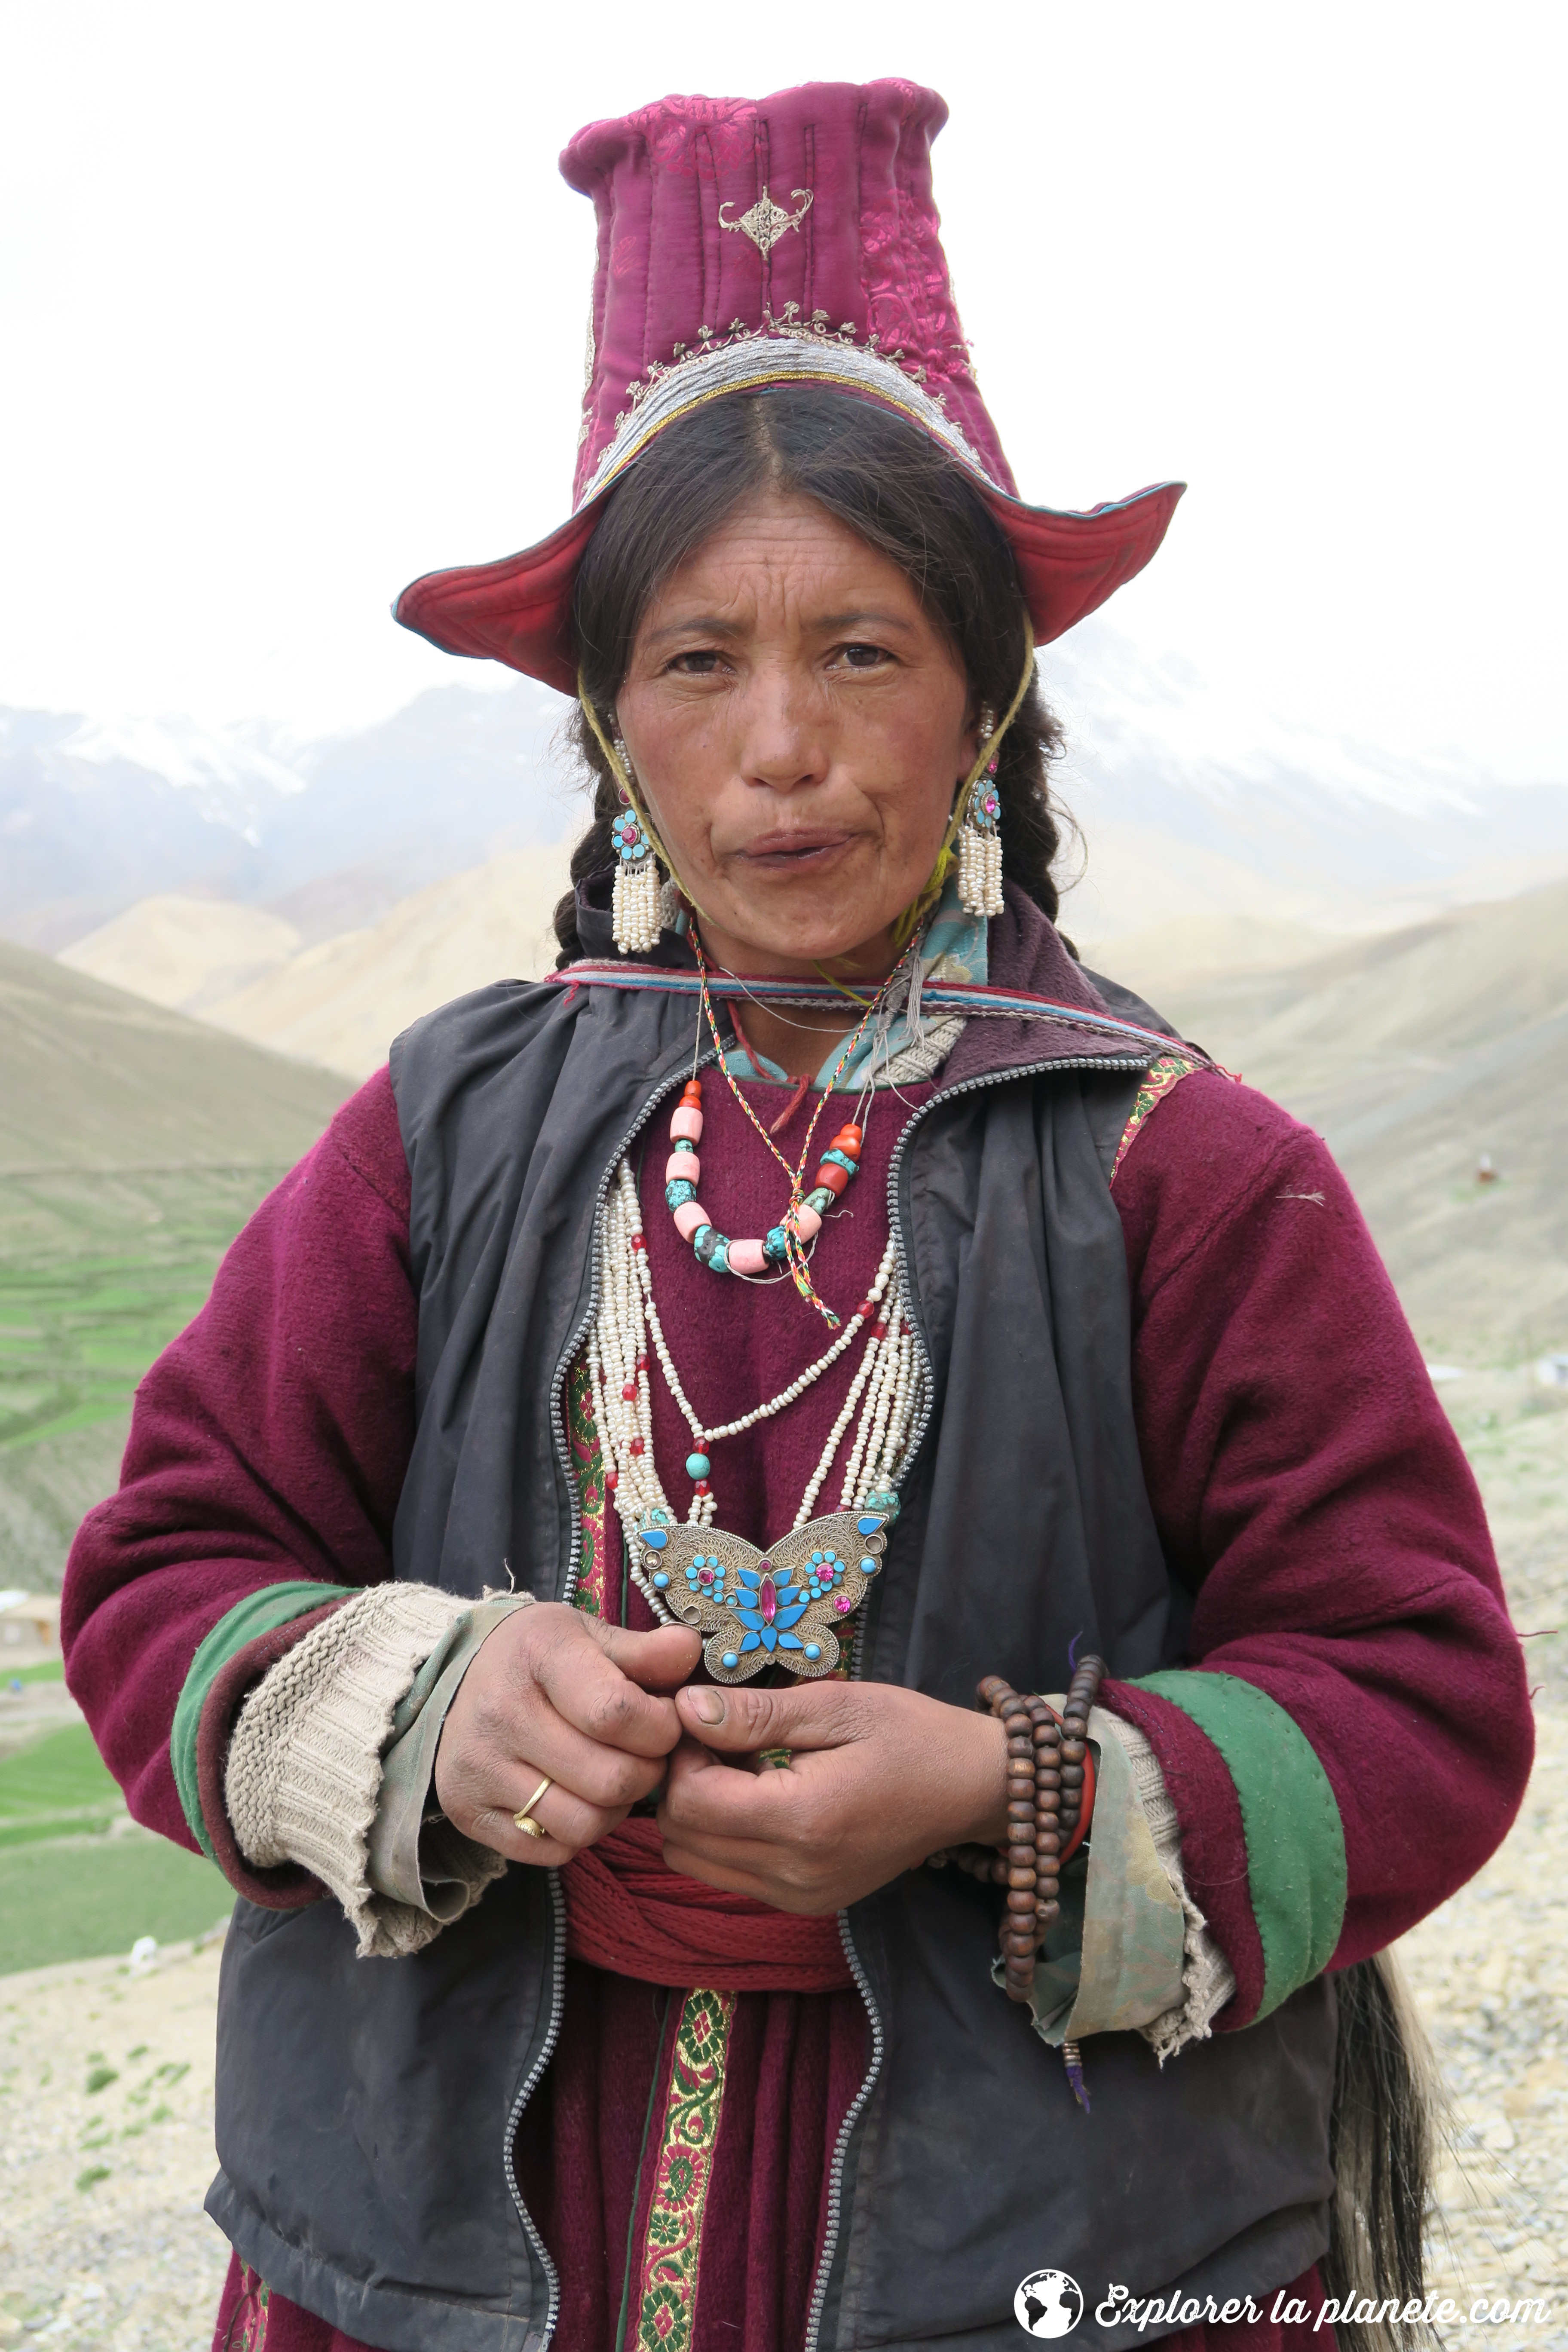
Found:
[718,184,814,254]
[577,305,997,511]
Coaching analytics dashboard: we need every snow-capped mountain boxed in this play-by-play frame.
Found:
[5,629,1566,956]
[0,684,568,950]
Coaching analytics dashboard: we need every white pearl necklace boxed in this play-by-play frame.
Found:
[589,1156,922,1612]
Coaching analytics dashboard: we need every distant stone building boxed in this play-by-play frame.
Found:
[0,1590,61,1660]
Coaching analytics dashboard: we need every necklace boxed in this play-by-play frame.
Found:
[688,924,897,1327]
[662,1075,864,1281]
[590,1156,922,1683]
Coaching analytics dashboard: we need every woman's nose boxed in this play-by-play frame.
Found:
[734,668,829,793]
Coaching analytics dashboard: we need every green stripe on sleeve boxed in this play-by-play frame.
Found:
[1134,1669,1348,2020]
[171,1582,357,1860]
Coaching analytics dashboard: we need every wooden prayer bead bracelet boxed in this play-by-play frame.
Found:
[926,1654,1107,2005]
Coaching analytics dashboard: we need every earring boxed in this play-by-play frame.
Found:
[957,711,1004,918]
[608,734,663,955]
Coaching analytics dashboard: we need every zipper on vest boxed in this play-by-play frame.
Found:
[802,1047,1147,2352]
[518,1047,722,2349]
[503,1872,566,2349]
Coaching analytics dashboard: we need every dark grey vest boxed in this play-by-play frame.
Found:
[206,920,1335,2352]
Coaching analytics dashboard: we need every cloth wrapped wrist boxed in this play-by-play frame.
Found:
[224,1582,533,1960]
[1098,1711,1237,2060]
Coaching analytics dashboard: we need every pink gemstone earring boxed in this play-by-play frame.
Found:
[957,709,1003,918]
[608,726,662,954]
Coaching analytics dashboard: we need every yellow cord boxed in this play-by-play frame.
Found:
[891,619,1037,952]
[577,674,710,920]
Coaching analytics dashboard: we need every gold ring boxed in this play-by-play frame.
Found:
[512,1775,553,1838]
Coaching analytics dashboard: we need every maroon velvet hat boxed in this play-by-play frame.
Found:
[395,80,1182,695]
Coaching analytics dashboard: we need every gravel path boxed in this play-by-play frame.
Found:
[1397,1373,1568,2349]
[3,1379,1563,2352]
[0,1939,230,2350]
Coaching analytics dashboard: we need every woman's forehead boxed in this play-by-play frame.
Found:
[638,495,929,633]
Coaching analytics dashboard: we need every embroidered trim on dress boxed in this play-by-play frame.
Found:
[1108,1054,1201,1188]
[220,2266,270,2352]
[566,1351,611,1619]
[631,1990,738,2352]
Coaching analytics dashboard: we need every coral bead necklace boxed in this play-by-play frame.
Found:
[663,1076,865,1288]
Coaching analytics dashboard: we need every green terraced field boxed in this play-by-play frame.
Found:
[0,1721,126,1848]
[0,939,348,1587]
[0,1831,232,1974]
[0,1721,231,1972]
[0,1216,247,1451]
[0,944,347,1959]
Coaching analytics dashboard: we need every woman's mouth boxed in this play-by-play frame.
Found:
[734,829,858,873]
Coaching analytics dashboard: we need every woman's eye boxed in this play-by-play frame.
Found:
[666,649,725,676]
[840,642,893,670]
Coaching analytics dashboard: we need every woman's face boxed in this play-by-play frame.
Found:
[615,490,978,976]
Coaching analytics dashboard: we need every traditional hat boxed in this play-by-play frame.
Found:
[395,80,1182,694]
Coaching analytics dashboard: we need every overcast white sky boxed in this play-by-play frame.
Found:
[2,1,1564,779]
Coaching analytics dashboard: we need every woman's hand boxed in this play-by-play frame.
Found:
[658,1680,1009,1914]
[435,1604,701,1865]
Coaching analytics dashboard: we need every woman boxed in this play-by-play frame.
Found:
[64,80,1529,2352]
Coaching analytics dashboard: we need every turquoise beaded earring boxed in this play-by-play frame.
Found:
[608,723,662,955]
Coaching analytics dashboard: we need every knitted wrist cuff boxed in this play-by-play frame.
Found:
[1097,1712,1237,2058]
[224,1583,473,1960]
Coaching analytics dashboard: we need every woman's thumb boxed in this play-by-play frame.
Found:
[591,1618,702,1690]
[676,1680,849,1752]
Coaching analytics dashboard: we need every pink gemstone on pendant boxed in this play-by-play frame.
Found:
[834,1595,853,1614]
[760,1576,777,1624]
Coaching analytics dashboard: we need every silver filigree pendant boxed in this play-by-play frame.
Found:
[633,1507,890,1682]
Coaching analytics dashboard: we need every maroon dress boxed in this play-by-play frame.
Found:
[201,1068,1377,2351]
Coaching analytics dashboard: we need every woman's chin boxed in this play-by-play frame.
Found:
[701,874,910,975]
[703,910,902,976]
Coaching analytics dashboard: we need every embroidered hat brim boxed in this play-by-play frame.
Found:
[392,79,1185,693]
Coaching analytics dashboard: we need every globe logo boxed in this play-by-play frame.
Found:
[1014,2270,1084,2338]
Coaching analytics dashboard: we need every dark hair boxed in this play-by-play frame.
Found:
[552,386,1075,963]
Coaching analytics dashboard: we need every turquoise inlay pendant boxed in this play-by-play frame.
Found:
[631,1508,891,1683]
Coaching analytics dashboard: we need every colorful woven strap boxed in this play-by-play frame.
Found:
[556,960,1196,1060]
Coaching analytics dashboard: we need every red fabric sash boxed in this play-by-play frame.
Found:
[562,1818,854,1993]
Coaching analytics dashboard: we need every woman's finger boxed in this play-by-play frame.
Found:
[467,1768,633,1862]
[587,1617,704,1694]
[674,1679,864,1755]
[533,1624,690,1758]
[662,1733,836,1843]
[438,1699,669,1838]
[655,1838,776,1903]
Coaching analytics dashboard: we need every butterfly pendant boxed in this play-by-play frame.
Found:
[633,1508,891,1683]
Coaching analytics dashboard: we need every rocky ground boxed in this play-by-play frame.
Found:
[1,1372,1564,2352]
[0,1936,230,2349]
[1397,1369,1568,2349]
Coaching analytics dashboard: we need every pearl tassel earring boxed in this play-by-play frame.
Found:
[609,730,663,956]
[957,711,1004,919]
